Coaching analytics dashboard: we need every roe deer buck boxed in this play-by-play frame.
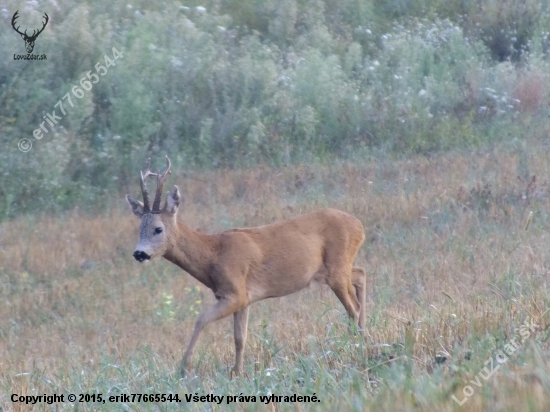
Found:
[126,156,367,376]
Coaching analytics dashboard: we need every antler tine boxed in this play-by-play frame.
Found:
[140,158,157,213]
[152,156,172,212]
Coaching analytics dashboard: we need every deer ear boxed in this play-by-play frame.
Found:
[126,194,144,218]
[165,185,180,215]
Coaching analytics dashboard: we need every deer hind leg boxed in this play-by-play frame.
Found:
[324,246,361,326]
[232,305,250,376]
[328,274,361,326]
[351,267,367,331]
[180,295,245,377]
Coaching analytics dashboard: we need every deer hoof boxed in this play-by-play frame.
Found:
[230,366,241,379]
[179,360,189,378]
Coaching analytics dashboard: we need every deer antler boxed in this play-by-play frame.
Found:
[11,11,48,40]
[11,11,25,36]
[140,158,157,213]
[152,156,172,212]
[28,12,49,40]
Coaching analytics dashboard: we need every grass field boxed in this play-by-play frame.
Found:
[2,139,550,411]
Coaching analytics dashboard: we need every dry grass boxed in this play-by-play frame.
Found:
[2,141,550,411]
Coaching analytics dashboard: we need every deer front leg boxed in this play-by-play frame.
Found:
[232,306,250,376]
[180,296,245,377]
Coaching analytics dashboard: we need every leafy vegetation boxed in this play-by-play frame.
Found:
[2,0,550,216]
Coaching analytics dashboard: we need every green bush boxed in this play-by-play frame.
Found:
[2,0,550,216]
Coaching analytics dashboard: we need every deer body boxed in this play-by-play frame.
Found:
[127,157,367,376]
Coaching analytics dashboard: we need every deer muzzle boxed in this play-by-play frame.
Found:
[133,250,151,262]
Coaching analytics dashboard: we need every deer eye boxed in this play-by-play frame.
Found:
[154,227,163,234]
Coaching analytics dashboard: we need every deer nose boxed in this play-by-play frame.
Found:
[133,250,151,262]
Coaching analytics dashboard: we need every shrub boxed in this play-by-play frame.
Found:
[2,0,550,216]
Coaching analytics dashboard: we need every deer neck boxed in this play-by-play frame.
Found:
[163,221,218,288]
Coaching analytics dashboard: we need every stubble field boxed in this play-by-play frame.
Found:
[2,140,550,411]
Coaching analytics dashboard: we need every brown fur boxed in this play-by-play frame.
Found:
[127,163,366,376]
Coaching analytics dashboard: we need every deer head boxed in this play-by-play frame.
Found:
[126,156,180,262]
[12,10,49,54]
